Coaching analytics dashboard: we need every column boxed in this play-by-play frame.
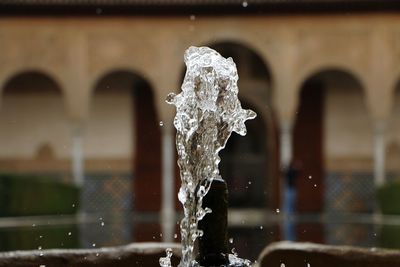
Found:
[279,121,295,240]
[71,126,85,187]
[280,121,293,169]
[161,124,175,242]
[374,122,386,187]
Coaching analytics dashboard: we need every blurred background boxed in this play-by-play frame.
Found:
[0,0,400,261]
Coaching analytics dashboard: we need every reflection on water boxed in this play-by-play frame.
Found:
[1,212,400,262]
[0,224,79,252]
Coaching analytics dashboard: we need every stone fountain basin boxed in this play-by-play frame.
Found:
[0,242,181,267]
[2,241,400,267]
[258,241,400,267]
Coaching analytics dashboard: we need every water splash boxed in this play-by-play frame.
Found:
[159,248,173,267]
[164,46,256,267]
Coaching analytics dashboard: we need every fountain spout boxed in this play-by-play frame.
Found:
[197,178,229,266]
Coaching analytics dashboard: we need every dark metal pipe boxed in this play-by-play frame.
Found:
[197,178,229,266]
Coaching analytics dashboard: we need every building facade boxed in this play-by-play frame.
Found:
[0,1,400,247]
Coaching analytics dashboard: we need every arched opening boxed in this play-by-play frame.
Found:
[192,42,278,261]
[387,82,400,178]
[0,72,78,251]
[206,41,278,211]
[220,101,267,208]
[0,71,69,175]
[294,69,372,243]
[87,70,161,244]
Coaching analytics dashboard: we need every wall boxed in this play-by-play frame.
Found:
[0,91,70,159]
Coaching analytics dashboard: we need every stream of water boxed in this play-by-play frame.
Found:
[160,46,256,267]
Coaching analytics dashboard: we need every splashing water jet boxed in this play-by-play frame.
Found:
[161,46,256,267]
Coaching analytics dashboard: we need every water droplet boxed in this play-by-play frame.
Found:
[307,263,311,267]
[68,232,72,236]
[190,15,196,20]
[314,184,317,187]
[32,224,36,227]
[92,243,96,247]
[38,246,42,250]
[159,121,164,126]
[101,222,105,227]
[166,248,173,257]
[39,235,43,239]
[165,93,176,104]
[72,204,75,207]
[276,208,280,213]
[39,252,44,257]
[242,1,248,7]
[174,234,178,239]
[280,263,286,267]
[229,237,234,243]
[231,248,238,256]
[96,253,99,257]
[248,181,252,185]
[40,265,46,267]
[259,226,264,230]
[159,248,173,267]
[308,175,312,179]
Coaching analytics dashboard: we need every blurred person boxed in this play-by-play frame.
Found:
[283,160,301,241]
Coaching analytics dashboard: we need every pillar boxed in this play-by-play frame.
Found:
[280,121,293,169]
[71,125,85,187]
[161,124,175,242]
[279,120,294,217]
[374,122,386,187]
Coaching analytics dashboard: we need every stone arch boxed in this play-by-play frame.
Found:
[88,69,162,242]
[296,63,367,101]
[196,35,275,73]
[88,65,163,125]
[0,67,66,100]
[294,68,373,215]
[0,70,70,174]
[89,67,154,96]
[205,40,273,89]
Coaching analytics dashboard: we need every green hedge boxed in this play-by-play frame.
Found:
[377,181,400,249]
[380,225,400,249]
[377,181,400,215]
[0,174,80,217]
